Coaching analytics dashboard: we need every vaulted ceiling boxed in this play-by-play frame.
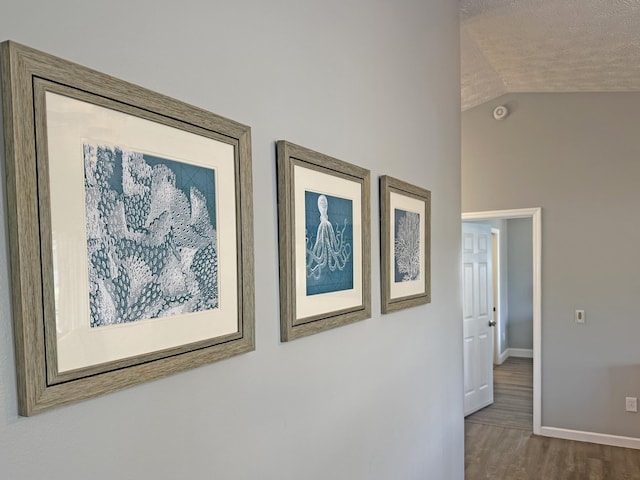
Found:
[460,0,640,110]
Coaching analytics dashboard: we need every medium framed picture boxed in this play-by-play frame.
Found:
[1,41,255,415]
[276,141,371,341]
[379,175,431,313]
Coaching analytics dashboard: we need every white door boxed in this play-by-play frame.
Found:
[462,223,494,416]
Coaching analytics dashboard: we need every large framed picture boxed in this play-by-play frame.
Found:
[1,41,255,415]
[276,141,371,341]
[379,175,431,313]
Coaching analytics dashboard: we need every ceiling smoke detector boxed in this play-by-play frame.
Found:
[493,105,509,120]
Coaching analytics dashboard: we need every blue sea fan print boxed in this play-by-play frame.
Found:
[84,144,218,327]
[394,209,420,282]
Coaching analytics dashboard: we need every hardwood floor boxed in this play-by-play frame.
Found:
[465,423,640,479]
[465,357,640,479]
[466,357,533,431]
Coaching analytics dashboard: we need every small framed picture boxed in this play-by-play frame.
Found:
[1,41,255,415]
[276,141,371,341]
[379,175,431,313]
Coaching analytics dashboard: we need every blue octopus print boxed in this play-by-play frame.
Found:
[394,208,420,282]
[84,144,218,327]
[305,191,353,295]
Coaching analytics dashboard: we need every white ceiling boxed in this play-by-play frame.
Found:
[460,0,640,110]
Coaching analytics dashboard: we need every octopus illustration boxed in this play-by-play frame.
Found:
[306,194,351,280]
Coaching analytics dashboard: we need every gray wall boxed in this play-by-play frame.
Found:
[0,1,463,479]
[506,218,533,350]
[462,93,640,438]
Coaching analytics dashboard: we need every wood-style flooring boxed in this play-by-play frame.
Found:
[466,357,533,431]
[465,357,640,479]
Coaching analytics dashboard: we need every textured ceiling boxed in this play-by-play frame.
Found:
[460,0,640,110]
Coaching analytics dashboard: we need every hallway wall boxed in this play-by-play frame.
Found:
[0,1,463,478]
[507,218,533,350]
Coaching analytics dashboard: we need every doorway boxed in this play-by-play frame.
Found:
[462,208,542,435]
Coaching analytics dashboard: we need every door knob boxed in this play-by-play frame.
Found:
[488,321,497,327]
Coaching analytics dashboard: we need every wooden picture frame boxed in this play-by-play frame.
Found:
[380,175,431,313]
[276,141,371,341]
[1,41,255,415]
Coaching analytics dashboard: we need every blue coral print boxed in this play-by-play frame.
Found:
[84,144,218,327]
[305,191,353,296]
[394,209,420,282]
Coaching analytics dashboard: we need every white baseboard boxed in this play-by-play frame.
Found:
[540,426,640,450]
[507,348,533,358]
[496,348,533,364]
[497,349,510,365]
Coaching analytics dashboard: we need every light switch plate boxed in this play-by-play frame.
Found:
[626,397,638,413]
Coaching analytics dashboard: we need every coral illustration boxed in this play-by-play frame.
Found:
[395,210,420,282]
[84,144,218,327]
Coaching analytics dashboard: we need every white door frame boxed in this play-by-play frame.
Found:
[491,228,501,365]
[462,207,542,435]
